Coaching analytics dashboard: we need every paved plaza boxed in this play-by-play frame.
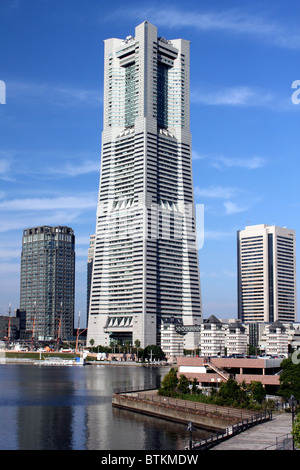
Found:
[211,412,294,450]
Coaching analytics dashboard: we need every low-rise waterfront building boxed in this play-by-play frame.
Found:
[160,317,185,360]
[177,356,282,394]
[225,321,248,356]
[264,320,289,357]
[200,315,225,357]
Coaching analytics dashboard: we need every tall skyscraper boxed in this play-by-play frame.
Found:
[86,234,95,326]
[87,22,202,348]
[20,226,75,341]
[237,224,296,323]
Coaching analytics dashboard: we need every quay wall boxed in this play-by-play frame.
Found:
[112,394,238,431]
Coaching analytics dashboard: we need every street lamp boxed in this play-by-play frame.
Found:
[289,394,297,450]
[187,422,196,450]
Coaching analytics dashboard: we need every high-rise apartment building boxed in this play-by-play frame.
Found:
[237,224,296,323]
[20,226,75,341]
[87,22,202,348]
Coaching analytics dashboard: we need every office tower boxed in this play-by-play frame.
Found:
[237,224,296,323]
[87,21,202,348]
[20,226,75,341]
[86,234,95,326]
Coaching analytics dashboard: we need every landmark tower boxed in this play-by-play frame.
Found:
[87,22,202,348]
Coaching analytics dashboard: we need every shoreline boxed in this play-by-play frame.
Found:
[0,355,172,367]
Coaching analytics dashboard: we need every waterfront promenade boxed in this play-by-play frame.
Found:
[211,412,293,450]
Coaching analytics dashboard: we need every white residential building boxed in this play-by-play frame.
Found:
[264,320,289,357]
[200,316,225,357]
[225,321,248,356]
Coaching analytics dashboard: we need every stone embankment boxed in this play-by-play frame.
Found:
[112,389,269,433]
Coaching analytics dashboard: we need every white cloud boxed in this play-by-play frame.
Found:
[215,155,265,170]
[0,192,98,233]
[224,201,248,215]
[0,154,14,181]
[0,194,97,211]
[192,150,206,161]
[195,185,238,200]
[193,152,266,170]
[191,86,274,108]
[0,210,83,233]
[128,7,300,50]
[47,160,100,177]
[9,80,102,108]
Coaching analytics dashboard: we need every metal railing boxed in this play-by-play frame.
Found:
[190,410,273,450]
[113,387,262,420]
[264,433,294,450]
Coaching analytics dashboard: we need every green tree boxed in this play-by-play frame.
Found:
[219,379,240,401]
[143,345,165,361]
[249,381,266,404]
[160,368,178,393]
[292,412,300,449]
[218,379,248,406]
[191,378,199,394]
[177,374,191,394]
[278,357,300,401]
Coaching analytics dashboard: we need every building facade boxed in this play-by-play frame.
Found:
[200,315,225,357]
[87,22,202,348]
[86,234,95,327]
[159,314,300,360]
[20,226,75,341]
[177,356,282,394]
[237,224,296,323]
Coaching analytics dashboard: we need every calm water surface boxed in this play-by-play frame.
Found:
[0,363,209,450]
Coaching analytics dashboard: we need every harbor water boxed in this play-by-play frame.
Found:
[0,363,210,450]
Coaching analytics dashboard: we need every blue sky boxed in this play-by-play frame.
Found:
[0,0,299,325]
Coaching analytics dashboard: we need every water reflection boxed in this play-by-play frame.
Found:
[0,364,209,450]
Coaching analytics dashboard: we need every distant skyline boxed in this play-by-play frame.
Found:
[0,0,299,326]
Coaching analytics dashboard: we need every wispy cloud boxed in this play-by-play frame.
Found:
[191,85,274,108]
[0,149,100,180]
[47,159,100,177]
[194,184,258,216]
[224,201,248,215]
[8,80,102,108]
[214,155,265,170]
[193,152,266,170]
[127,6,300,50]
[0,194,97,212]
[0,192,98,232]
[195,185,238,200]
[0,153,15,181]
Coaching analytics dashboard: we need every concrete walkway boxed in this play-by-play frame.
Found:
[211,412,293,450]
